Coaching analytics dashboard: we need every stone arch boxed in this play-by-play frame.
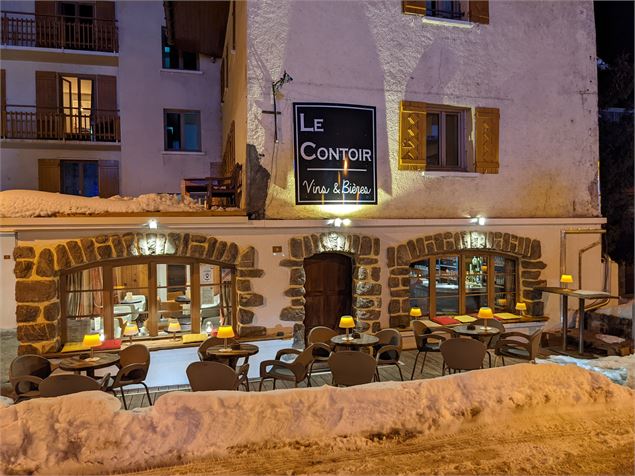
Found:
[279,232,382,337]
[13,232,265,355]
[386,230,546,328]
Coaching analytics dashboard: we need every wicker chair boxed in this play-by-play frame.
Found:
[411,321,456,379]
[9,355,53,403]
[494,329,543,366]
[329,351,377,387]
[440,337,487,375]
[372,328,404,381]
[104,344,152,410]
[473,318,506,367]
[186,361,239,391]
[40,373,110,397]
[258,343,330,390]
[306,326,337,377]
[197,336,226,361]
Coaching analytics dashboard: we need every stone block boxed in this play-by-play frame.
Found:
[13,246,35,260]
[387,247,396,268]
[526,301,544,316]
[509,235,519,253]
[43,302,60,322]
[356,309,380,321]
[189,244,205,258]
[371,267,380,282]
[122,233,137,256]
[191,234,207,243]
[521,270,541,280]
[279,258,303,268]
[388,299,401,314]
[390,267,410,276]
[67,241,85,265]
[16,305,40,323]
[205,237,218,259]
[14,261,34,279]
[359,236,372,256]
[291,297,306,307]
[521,260,547,270]
[502,233,511,252]
[388,276,400,288]
[302,236,314,257]
[156,234,167,255]
[528,240,541,260]
[371,322,381,333]
[145,233,157,255]
[284,287,305,297]
[239,246,256,268]
[523,289,543,301]
[396,245,410,266]
[238,308,255,324]
[213,241,227,261]
[180,233,191,255]
[389,314,411,329]
[289,238,303,259]
[355,297,376,309]
[434,233,444,251]
[222,242,239,264]
[350,235,360,254]
[17,322,57,342]
[280,306,305,321]
[168,233,181,255]
[55,244,72,270]
[36,249,55,277]
[310,234,320,252]
[416,238,426,257]
[407,240,418,259]
[355,267,369,280]
[237,325,266,337]
[372,238,380,256]
[239,293,264,307]
[389,288,410,298]
[401,277,410,287]
[493,232,503,250]
[357,257,377,265]
[453,233,462,251]
[236,279,251,292]
[425,240,436,254]
[237,269,264,278]
[522,279,547,288]
[18,343,40,355]
[356,282,381,296]
[97,245,113,259]
[16,280,57,302]
[289,267,306,285]
[95,234,108,244]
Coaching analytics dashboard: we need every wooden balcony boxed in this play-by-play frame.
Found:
[1,11,118,53]
[1,106,120,142]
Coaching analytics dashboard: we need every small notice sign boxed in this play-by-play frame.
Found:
[293,103,377,205]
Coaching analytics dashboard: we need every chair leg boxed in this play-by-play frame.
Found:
[411,352,421,380]
[375,368,381,382]
[258,377,265,391]
[493,355,499,368]
[396,364,404,381]
[487,352,492,368]
[421,352,428,375]
[273,379,277,390]
[141,382,153,406]
[501,356,506,366]
[119,388,128,410]
[441,362,446,376]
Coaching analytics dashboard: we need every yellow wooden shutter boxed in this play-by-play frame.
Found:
[402,1,427,15]
[399,101,427,171]
[474,107,499,174]
[469,1,490,24]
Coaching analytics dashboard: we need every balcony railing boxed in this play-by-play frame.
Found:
[1,11,118,53]
[1,105,120,142]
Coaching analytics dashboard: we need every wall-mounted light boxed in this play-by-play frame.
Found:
[148,219,158,229]
[470,216,487,226]
[327,217,352,227]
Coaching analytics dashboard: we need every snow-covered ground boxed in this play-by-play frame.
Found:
[1,363,633,475]
[0,190,206,217]
[595,299,634,320]
[537,352,635,388]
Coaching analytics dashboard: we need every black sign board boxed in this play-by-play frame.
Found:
[293,103,376,205]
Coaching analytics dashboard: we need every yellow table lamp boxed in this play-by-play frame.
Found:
[82,333,102,359]
[409,307,422,318]
[515,302,527,317]
[166,319,181,341]
[217,325,235,351]
[123,322,139,344]
[560,274,573,289]
[477,307,494,331]
[339,315,355,341]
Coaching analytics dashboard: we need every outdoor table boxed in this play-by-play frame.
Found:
[535,287,618,354]
[453,324,501,338]
[58,353,120,378]
[331,333,379,350]
[206,343,259,369]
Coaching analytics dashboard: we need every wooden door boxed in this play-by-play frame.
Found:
[303,253,352,338]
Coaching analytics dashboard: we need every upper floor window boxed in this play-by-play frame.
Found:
[402,1,489,24]
[424,1,463,20]
[164,110,201,151]
[425,106,466,171]
[161,27,198,71]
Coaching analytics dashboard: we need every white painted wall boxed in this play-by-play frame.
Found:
[2,218,612,333]
[0,234,18,329]
[246,0,599,220]
[117,1,222,195]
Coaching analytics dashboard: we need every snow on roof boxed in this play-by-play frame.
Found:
[0,190,206,218]
[0,363,632,474]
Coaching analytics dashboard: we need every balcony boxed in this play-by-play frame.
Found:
[1,11,118,53]
[1,106,120,142]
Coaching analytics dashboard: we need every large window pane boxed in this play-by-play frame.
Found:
[409,259,430,315]
[165,112,181,150]
[113,264,150,337]
[426,113,440,166]
[494,256,517,312]
[157,263,192,335]
[183,112,201,151]
[436,256,459,314]
[465,255,488,314]
[64,268,104,342]
[445,113,459,167]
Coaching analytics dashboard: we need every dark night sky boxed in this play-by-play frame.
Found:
[594,1,634,62]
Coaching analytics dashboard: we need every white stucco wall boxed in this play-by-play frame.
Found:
[246,0,599,220]
[0,234,18,329]
[117,1,222,195]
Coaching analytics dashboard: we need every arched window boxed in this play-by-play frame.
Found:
[61,257,235,344]
[409,252,518,317]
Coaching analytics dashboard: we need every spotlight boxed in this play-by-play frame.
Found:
[148,219,158,229]
[477,217,486,226]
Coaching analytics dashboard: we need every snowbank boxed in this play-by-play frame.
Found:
[0,190,205,217]
[1,364,632,474]
[537,353,635,388]
[595,299,633,320]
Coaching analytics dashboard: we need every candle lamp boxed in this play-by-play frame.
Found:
[339,315,355,341]
[123,322,139,344]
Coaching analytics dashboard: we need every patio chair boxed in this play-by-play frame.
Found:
[258,343,330,390]
[307,326,337,376]
[473,318,506,367]
[494,329,543,366]
[197,336,226,361]
[186,361,239,391]
[440,337,487,375]
[9,354,53,403]
[372,328,404,381]
[40,373,110,397]
[411,321,456,379]
[328,351,377,387]
[237,363,250,391]
[104,344,152,410]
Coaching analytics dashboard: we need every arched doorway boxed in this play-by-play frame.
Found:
[303,253,352,337]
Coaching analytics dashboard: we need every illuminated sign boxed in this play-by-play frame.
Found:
[293,103,376,205]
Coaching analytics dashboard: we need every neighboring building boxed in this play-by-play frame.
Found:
[0,1,617,357]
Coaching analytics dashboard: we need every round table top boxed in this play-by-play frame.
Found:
[331,334,380,347]
[453,324,501,336]
[206,343,259,357]
[59,352,120,371]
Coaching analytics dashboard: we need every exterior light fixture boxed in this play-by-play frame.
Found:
[327,217,351,228]
[342,218,351,226]
[334,218,343,227]
[148,219,158,229]
[477,217,486,226]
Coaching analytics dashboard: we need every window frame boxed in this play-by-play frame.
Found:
[163,109,202,152]
[409,251,519,317]
[424,1,464,20]
[425,104,467,172]
[60,256,236,343]
[161,27,199,71]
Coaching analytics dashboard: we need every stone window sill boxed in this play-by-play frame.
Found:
[421,171,480,177]
[162,151,206,156]
[160,68,203,75]
[419,16,476,29]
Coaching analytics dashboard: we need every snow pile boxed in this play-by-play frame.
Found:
[537,353,635,388]
[1,363,632,474]
[595,299,633,320]
[0,190,205,217]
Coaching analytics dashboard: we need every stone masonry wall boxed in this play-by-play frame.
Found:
[13,232,265,355]
[386,231,545,328]
[279,232,382,337]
